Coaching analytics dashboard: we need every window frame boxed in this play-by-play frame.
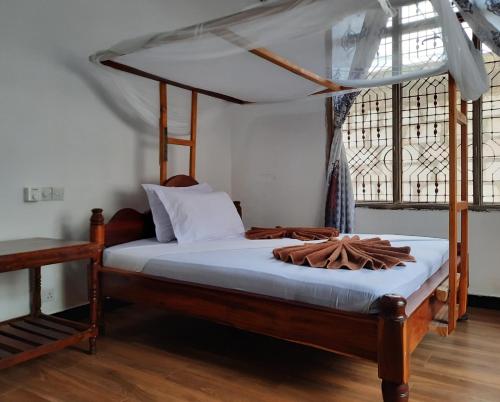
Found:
[334,7,500,211]
[354,42,500,211]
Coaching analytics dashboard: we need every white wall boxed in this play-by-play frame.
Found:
[231,99,500,298]
[355,209,500,298]
[2,0,498,324]
[230,98,328,228]
[0,0,248,321]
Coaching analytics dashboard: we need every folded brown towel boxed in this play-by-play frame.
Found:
[273,236,416,270]
[246,227,340,241]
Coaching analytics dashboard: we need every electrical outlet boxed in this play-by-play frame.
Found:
[41,187,53,201]
[41,288,55,302]
[52,187,64,201]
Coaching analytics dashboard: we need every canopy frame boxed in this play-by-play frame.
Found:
[100,25,351,105]
[102,60,250,105]
[98,12,470,335]
[90,6,473,399]
[158,82,198,183]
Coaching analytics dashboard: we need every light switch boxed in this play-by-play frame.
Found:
[24,186,64,202]
[24,187,42,202]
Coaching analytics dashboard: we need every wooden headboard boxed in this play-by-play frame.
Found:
[90,175,242,248]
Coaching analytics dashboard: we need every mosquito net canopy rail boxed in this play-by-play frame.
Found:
[89,0,489,103]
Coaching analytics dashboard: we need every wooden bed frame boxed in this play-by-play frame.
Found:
[90,175,466,402]
[93,24,471,400]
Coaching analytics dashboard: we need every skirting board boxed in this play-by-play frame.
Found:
[468,295,500,310]
[56,299,129,321]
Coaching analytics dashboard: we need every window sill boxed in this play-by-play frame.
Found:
[355,203,500,212]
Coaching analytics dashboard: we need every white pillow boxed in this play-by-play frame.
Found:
[157,190,245,244]
[142,183,213,243]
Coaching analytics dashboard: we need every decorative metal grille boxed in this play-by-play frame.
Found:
[401,75,449,203]
[401,1,437,24]
[401,27,444,68]
[483,58,500,203]
[400,1,445,69]
[341,2,499,206]
[343,76,475,205]
[401,76,473,203]
[343,86,393,202]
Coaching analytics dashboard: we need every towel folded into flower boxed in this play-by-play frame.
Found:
[273,236,416,270]
[246,227,340,241]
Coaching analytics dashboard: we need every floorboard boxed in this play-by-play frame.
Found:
[0,306,498,402]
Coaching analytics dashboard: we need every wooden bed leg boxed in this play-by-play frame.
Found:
[378,295,410,402]
[88,259,99,355]
[382,381,409,402]
[90,209,105,353]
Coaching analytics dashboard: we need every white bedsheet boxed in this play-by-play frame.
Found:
[103,234,449,313]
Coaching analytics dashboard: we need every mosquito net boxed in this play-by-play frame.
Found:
[89,0,489,104]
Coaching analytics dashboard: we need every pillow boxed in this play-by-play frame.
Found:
[157,190,245,244]
[142,183,213,243]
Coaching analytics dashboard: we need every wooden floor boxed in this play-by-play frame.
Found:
[0,306,499,402]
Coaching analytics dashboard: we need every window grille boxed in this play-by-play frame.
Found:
[344,86,393,202]
[483,58,500,203]
[339,1,499,207]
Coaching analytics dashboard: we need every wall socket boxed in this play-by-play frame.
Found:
[41,187,53,201]
[41,288,55,303]
[24,187,64,202]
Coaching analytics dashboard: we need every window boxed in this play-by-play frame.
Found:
[482,57,500,204]
[401,73,454,204]
[344,86,393,202]
[341,2,500,208]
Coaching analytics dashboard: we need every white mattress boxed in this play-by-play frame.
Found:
[103,234,449,314]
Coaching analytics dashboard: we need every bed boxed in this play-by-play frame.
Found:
[103,235,449,314]
[90,175,464,402]
[87,2,479,400]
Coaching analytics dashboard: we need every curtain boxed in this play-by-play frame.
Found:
[325,92,359,233]
[455,0,500,56]
[324,8,387,233]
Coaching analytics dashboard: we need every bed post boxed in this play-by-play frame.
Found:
[158,87,198,183]
[90,208,105,254]
[458,97,469,319]
[190,92,198,178]
[378,295,409,402]
[90,208,105,341]
[159,82,168,184]
[448,74,469,329]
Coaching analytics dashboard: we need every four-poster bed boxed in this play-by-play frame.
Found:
[87,1,485,400]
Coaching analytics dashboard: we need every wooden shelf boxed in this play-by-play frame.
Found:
[0,238,100,367]
[0,314,93,370]
[436,273,461,303]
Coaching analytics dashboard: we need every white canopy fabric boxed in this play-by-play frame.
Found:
[90,0,489,104]
[456,0,500,57]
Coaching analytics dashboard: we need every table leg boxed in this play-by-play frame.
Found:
[89,259,99,355]
[30,267,42,316]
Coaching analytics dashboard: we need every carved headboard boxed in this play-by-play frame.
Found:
[90,175,241,248]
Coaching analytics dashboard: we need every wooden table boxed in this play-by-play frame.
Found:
[0,238,102,369]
